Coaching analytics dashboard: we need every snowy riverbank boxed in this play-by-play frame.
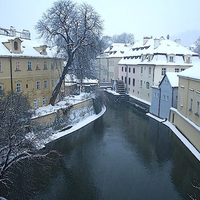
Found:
[146,113,200,161]
[32,105,106,149]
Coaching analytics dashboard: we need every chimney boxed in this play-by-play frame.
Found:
[174,38,181,45]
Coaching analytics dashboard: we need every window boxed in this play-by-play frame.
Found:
[16,83,21,93]
[175,68,179,72]
[34,99,39,109]
[169,56,174,62]
[185,56,191,63]
[14,41,18,50]
[180,86,184,106]
[125,67,127,72]
[125,77,127,84]
[189,89,194,111]
[0,61,2,72]
[36,61,40,70]
[44,61,48,70]
[161,68,166,75]
[141,67,143,74]
[122,76,123,81]
[44,80,48,89]
[15,61,20,71]
[196,101,200,116]
[122,67,123,72]
[196,92,200,116]
[42,97,47,106]
[133,68,135,73]
[27,61,32,70]
[149,67,151,75]
[181,68,185,71]
[36,81,41,90]
[51,61,54,70]
[0,85,3,96]
[129,68,131,73]
[128,78,130,85]
[51,79,54,87]
[146,82,150,89]
[140,80,142,87]
[148,55,151,62]
[133,78,135,86]
[163,95,166,100]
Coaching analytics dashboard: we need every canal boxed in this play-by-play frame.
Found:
[3,103,200,199]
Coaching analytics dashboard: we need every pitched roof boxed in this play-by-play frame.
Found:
[118,36,199,65]
[103,43,132,58]
[178,64,200,80]
[165,72,179,87]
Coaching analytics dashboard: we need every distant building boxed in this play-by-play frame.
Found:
[150,72,178,120]
[97,43,132,83]
[170,65,200,151]
[0,27,64,109]
[118,36,200,104]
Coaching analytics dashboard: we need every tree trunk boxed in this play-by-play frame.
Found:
[49,55,73,106]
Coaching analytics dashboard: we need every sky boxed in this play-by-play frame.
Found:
[1,0,200,41]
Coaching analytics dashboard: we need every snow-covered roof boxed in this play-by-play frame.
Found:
[165,72,179,87]
[178,64,200,80]
[0,34,59,58]
[118,36,199,66]
[103,43,132,58]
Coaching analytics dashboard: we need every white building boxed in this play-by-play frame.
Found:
[118,36,200,104]
[97,43,132,83]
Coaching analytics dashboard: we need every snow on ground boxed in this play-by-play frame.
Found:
[32,93,94,119]
[33,106,106,149]
[29,92,105,149]
[146,113,200,161]
[48,106,106,143]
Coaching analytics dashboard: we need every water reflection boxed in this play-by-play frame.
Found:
[2,103,200,200]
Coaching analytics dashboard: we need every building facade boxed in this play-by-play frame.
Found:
[0,27,63,109]
[150,72,178,120]
[118,36,200,104]
[97,43,131,83]
[170,65,200,151]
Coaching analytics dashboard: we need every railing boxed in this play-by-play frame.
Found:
[0,26,31,40]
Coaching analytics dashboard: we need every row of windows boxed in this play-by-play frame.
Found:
[180,87,200,115]
[121,76,150,89]
[13,79,55,93]
[121,67,135,73]
[0,60,59,72]
[121,66,185,77]
[34,97,48,109]
[123,54,192,63]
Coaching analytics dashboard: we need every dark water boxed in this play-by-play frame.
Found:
[3,103,200,199]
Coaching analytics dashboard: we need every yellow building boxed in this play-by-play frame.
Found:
[0,27,63,109]
[170,65,200,151]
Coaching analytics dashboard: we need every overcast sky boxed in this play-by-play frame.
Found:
[1,0,200,41]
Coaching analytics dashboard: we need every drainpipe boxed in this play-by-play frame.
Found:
[125,64,128,93]
[9,57,13,94]
[158,86,161,117]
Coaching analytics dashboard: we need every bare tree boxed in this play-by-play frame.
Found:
[112,32,135,44]
[0,93,58,190]
[36,0,103,105]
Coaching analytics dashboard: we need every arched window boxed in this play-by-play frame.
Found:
[146,82,150,89]
[14,41,18,50]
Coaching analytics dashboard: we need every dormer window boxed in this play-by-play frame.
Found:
[14,41,18,50]
[147,54,152,62]
[169,55,174,62]
[185,56,191,63]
